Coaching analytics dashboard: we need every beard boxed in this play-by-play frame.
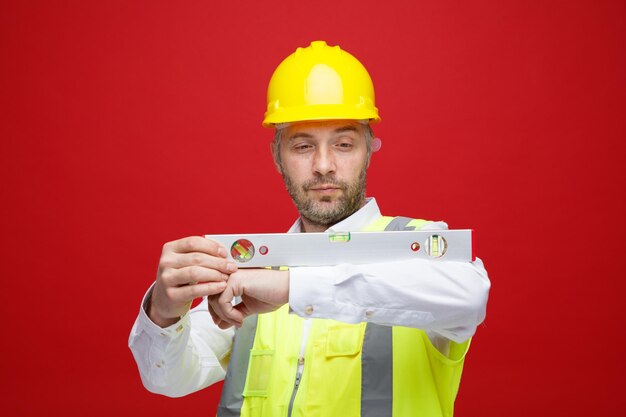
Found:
[282,168,367,228]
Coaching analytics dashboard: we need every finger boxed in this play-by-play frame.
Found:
[166,236,228,258]
[233,301,252,317]
[217,320,235,330]
[161,265,229,287]
[208,303,220,325]
[207,288,231,323]
[208,298,235,329]
[216,286,244,326]
[209,284,243,328]
[162,252,237,275]
[233,298,275,316]
[166,281,228,304]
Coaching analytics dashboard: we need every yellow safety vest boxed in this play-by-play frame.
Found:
[217,216,471,417]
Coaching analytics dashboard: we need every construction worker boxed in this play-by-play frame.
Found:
[129,40,491,417]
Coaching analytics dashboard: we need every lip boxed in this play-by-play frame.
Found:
[309,185,340,191]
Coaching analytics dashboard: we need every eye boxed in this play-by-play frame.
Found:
[337,142,353,149]
[294,143,313,151]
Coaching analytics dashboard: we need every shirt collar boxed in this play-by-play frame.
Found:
[287,197,381,233]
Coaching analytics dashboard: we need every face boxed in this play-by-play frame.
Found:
[274,120,369,229]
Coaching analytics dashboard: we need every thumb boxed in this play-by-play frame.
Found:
[217,284,245,326]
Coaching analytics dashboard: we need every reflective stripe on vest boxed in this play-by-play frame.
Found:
[217,315,258,417]
[361,323,392,417]
[359,215,412,417]
[216,216,469,417]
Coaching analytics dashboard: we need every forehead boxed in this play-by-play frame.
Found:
[281,120,365,139]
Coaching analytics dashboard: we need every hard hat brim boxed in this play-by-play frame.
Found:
[262,104,380,128]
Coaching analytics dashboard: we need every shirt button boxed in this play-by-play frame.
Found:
[365,310,374,319]
[176,324,184,333]
[155,363,162,368]
[304,305,314,315]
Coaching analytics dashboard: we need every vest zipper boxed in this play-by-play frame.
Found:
[287,357,305,417]
[288,318,311,417]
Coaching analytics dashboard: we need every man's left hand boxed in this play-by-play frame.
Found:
[207,269,289,329]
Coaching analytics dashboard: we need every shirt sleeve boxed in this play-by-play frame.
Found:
[288,226,491,343]
[128,284,234,397]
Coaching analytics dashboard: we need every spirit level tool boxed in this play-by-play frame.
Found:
[204,230,474,267]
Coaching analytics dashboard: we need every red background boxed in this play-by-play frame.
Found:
[1,1,625,415]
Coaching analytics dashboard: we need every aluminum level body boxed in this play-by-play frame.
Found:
[204,230,474,268]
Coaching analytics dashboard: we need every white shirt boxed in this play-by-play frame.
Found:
[128,197,491,397]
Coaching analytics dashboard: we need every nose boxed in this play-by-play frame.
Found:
[312,144,336,177]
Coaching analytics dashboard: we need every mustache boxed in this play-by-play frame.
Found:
[302,176,347,191]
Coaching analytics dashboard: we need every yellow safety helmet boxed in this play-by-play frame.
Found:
[262,40,380,128]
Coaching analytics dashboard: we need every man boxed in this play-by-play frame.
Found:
[129,40,490,417]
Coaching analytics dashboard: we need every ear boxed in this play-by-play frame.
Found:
[270,141,282,174]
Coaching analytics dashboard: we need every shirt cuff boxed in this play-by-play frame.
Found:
[288,264,376,323]
[134,283,190,343]
[288,264,437,326]
[289,265,338,318]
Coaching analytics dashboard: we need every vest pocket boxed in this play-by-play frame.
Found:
[325,324,365,357]
[243,349,275,397]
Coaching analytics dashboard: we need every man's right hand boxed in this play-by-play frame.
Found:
[148,236,238,328]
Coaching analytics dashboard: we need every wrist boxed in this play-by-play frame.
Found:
[147,295,182,328]
[280,269,290,304]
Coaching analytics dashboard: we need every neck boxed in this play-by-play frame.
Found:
[300,218,329,233]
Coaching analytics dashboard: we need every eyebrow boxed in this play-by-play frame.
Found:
[287,125,359,141]
[288,132,314,141]
[333,125,358,134]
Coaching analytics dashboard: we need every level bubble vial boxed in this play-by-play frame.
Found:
[231,239,255,263]
[424,235,447,258]
[329,232,351,243]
